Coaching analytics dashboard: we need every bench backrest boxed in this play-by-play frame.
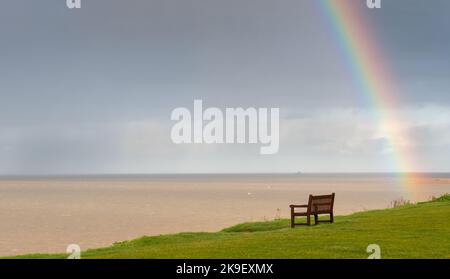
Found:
[308,193,335,214]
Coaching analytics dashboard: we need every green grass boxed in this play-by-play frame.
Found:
[10,195,450,259]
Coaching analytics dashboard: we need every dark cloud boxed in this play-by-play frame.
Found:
[0,0,449,173]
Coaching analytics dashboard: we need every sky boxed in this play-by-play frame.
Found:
[0,0,449,174]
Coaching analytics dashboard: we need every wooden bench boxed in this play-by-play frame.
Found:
[290,193,335,227]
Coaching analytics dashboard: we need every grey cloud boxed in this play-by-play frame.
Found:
[0,0,449,173]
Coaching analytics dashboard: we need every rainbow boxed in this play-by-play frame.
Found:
[314,0,421,199]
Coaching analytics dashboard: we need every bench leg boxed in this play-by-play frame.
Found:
[307,215,311,226]
[290,212,295,228]
[330,213,334,223]
[314,214,318,225]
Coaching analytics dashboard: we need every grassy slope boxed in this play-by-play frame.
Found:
[12,195,450,259]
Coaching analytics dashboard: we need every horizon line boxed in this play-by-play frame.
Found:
[0,171,449,178]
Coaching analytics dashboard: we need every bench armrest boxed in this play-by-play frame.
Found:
[290,204,308,208]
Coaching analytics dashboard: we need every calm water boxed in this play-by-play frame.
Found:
[1,173,449,256]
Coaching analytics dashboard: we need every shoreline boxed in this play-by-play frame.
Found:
[7,194,450,259]
[1,174,449,257]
